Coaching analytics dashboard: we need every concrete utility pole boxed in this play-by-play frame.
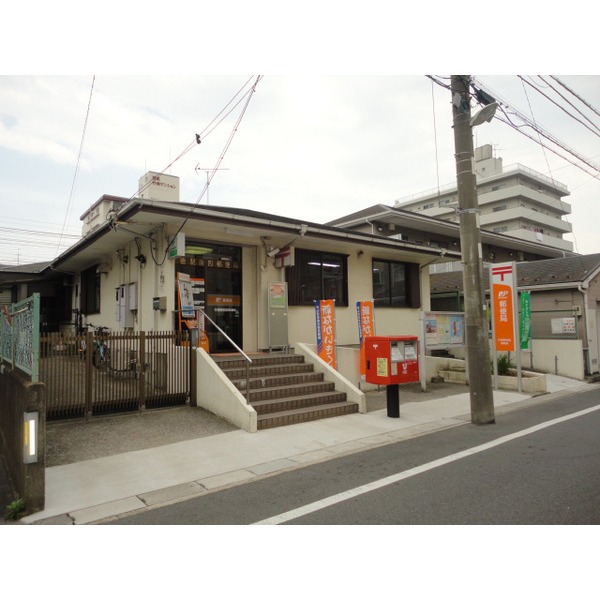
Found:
[451,75,496,425]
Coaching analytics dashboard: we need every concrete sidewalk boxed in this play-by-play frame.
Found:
[20,375,589,525]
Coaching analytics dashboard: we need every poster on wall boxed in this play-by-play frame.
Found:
[177,272,209,351]
[177,272,195,319]
[269,282,287,309]
[356,300,375,378]
[424,313,464,346]
[314,299,337,369]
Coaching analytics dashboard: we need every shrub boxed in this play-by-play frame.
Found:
[495,354,514,376]
[5,498,26,521]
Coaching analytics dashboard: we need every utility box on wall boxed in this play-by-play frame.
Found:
[364,335,419,386]
[115,283,137,328]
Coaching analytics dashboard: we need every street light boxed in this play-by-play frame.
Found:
[451,75,497,425]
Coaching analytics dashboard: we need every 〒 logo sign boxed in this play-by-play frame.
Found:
[491,263,516,352]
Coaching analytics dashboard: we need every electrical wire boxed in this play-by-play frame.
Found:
[148,75,263,267]
[56,75,95,256]
[471,77,600,180]
[129,76,258,201]
[538,76,600,134]
[517,75,600,137]
[550,76,600,118]
[519,78,580,254]
[430,78,441,195]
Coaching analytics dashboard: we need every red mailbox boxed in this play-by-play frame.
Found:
[364,335,419,386]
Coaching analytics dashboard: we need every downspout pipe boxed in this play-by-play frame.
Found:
[578,283,591,375]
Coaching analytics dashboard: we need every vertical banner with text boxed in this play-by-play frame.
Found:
[520,291,531,350]
[356,300,375,378]
[314,299,337,369]
[491,262,516,351]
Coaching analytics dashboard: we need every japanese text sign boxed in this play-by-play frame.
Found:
[491,262,516,352]
[314,299,337,369]
[356,300,375,377]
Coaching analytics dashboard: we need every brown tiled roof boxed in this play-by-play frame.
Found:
[431,253,600,293]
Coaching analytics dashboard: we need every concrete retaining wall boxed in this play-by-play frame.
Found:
[440,339,586,381]
[437,366,546,393]
[195,349,257,433]
[295,343,367,413]
[0,366,46,514]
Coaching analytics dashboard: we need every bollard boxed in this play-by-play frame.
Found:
[386,384,400,418]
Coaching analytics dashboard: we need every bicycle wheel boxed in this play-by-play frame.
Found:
[93,346,109,369]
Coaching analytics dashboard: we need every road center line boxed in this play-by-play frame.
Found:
[253,403,600,525]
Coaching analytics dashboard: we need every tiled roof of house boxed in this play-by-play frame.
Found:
[430,253,600,293]
[0,261,51,274]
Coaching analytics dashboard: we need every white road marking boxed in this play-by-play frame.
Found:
[253,403,600,525]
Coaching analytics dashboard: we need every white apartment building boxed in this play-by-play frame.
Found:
[394,144,573,254]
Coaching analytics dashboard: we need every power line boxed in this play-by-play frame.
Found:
[519,78,580,253]
[149,75,263,267]
[57,75,95,256]
[550,76,600,118]
[471,77,600,180]
[130,76,258,201]
[517,75,600,137]
[537,76,600,134]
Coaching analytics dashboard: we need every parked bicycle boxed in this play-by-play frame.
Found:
[77,323,112,369]
[89,324,112,370]
[77,322,139,377]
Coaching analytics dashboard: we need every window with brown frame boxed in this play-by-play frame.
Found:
[286,249,348,306]
[372,259,420,308]
[80,265,101,315]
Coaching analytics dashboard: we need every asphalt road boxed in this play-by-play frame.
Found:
[109,386,600,525]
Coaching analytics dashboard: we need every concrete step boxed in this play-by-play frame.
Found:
[213,354,304,371]
[257,401,359,430]
[251,390,348,415]
[222,362,314,381]
[213,352,358,430]
[248,381,335,402]
[231,371,323,392]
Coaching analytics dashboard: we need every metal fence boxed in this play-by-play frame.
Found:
[1,293,40,382]
[40,329,192,420]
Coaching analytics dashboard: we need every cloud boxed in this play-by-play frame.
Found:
[0,74,599,264]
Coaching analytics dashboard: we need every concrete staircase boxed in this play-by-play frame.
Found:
[213,353,359,429]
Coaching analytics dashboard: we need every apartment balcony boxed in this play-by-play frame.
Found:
[501,228,574,252]
[480,207,573,233]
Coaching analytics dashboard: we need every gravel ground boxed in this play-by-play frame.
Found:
[44,380,469,467]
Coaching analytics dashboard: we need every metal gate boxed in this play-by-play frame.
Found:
[40,330,193,420]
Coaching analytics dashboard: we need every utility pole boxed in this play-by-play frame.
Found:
[451,75,496,425]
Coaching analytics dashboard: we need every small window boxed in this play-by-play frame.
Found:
[287,249,348,306]
[81,265,101,314]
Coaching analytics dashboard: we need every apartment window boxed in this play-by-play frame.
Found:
[372,259,420,308]
[287,249,348,306]
[492,205,507,212]
[80,265,101,314]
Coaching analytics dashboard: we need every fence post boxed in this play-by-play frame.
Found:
[189,330,197,407]
[85,330,93,420]
[139,330,146,411]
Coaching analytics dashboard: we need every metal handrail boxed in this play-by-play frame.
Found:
[197,308,253,402]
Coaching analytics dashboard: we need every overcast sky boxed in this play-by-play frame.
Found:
[1,73,598,266]
[1,3,599,266]
[2,1,595,584]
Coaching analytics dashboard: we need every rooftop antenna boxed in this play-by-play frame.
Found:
[195,165,230,205]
